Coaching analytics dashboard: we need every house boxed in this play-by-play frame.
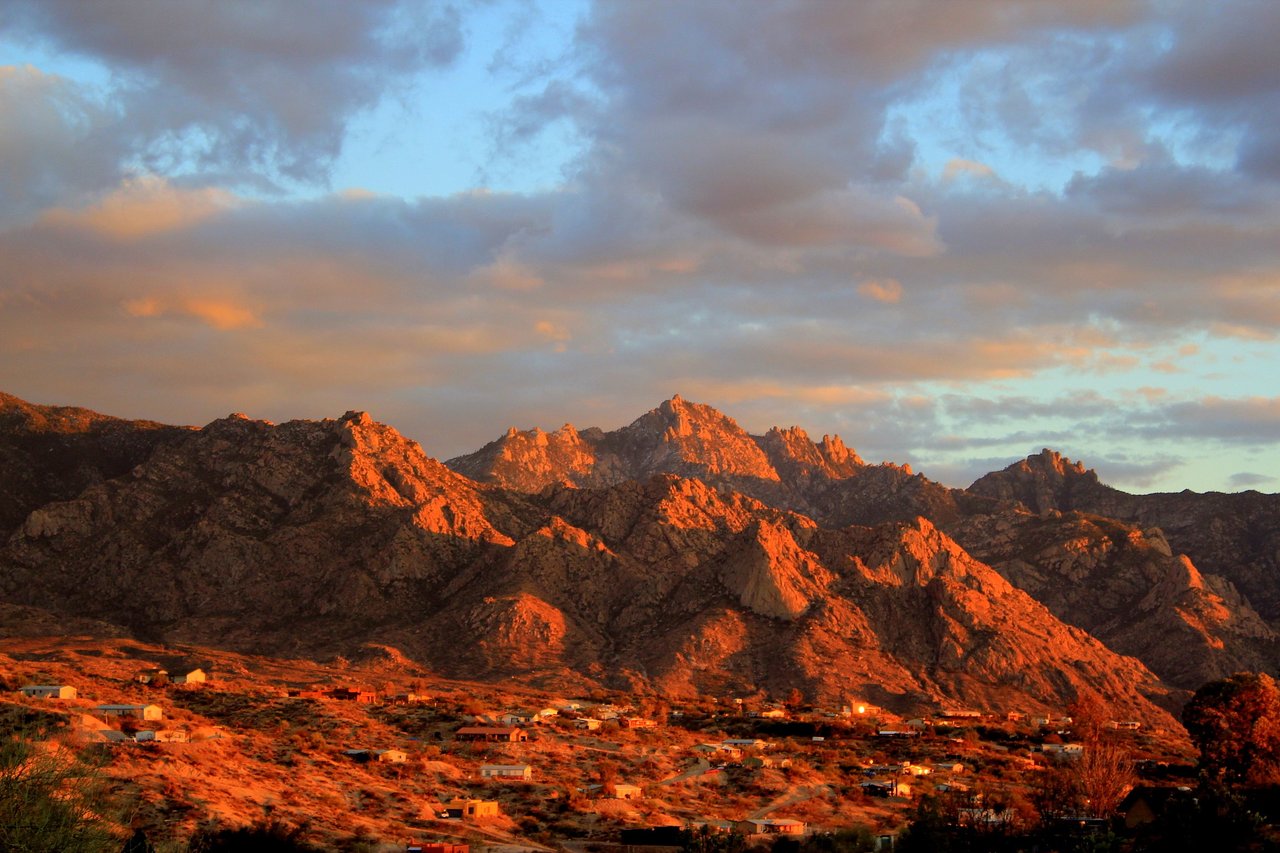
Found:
[1109,720,1143,731]
[757,708,787,719]
[445,799,501,819]
[575,717,602,731]
[343,749,373,763]
[94,704,163,721]
[735,818,806,836]
[455,726,526,743]
[86,729,132,743]
[621,717,657,729]
[134,669,168,685]
[135,730,188,743]
[500,711,535,726]
[19,685,77,700]
[375,749,408,763]
[722,738,770,749]
[693,743,741,760]
[861,775,913,797]
[480,763,532,780]
[172,668,206,685]
[612,783,643,800]
[1119,786,1195,829]
[1040,743,1085,758]
[934,782,970,794]
[941,709,984,720]
[328,687,377,703]
[390,692,425,705]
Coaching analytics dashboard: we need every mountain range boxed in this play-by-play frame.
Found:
[3,390,1277,730]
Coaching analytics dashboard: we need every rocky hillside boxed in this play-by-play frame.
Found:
[970,450,1280,623]
[0,392,190,537]
[0,392,1190,726]
[454,399,1280,691]
[949,507,1278,689]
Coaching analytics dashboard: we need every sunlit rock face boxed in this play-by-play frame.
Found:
[950,508,1279,689]
[1,391,1276,727]
[967,449,1280,667]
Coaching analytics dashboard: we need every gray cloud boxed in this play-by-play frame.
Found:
[2,0,463,192]
[1229,472,1276,489]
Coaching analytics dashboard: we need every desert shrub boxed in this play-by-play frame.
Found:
[0,702,69,739]
[0,736,117,852]
[187,819,321,852]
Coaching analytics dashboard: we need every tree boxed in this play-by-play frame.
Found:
[1183,671,1280,788]
[1075,737,1135,818]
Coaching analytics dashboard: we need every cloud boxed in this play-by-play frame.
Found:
[4,0,464,190]
[1228,472,1275,489]
[0,65,122,222]
[3,0,1279,496]
[1138,396,1280,444]
[124,295,261,331]
[1144,1,1280,179]
[942,159,997,183]
[39,176,235,239]
[858,278,904,304]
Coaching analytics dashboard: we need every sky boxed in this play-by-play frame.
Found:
[1,0,1278,494]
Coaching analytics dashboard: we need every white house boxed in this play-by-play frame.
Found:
[20,685,77,700]
[172,668,207,685]
[736,819,806,836]
[95,704,163,721]
[480,763,533,781]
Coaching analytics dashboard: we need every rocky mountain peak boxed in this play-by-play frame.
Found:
[618,397,780,482]
[819,433,864,468]
[1030,448,1093,478]
[967,448,1103,514]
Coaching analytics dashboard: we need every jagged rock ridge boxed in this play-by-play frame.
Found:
[0,392,1184,724]
[451,400,1280,690]
[970,449,1280,627]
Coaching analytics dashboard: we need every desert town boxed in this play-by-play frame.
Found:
[3,635,1192,852]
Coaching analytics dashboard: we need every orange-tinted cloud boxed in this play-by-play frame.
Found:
[858,278,903,304]
[40,177,235,239]
[124,295,262,330]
